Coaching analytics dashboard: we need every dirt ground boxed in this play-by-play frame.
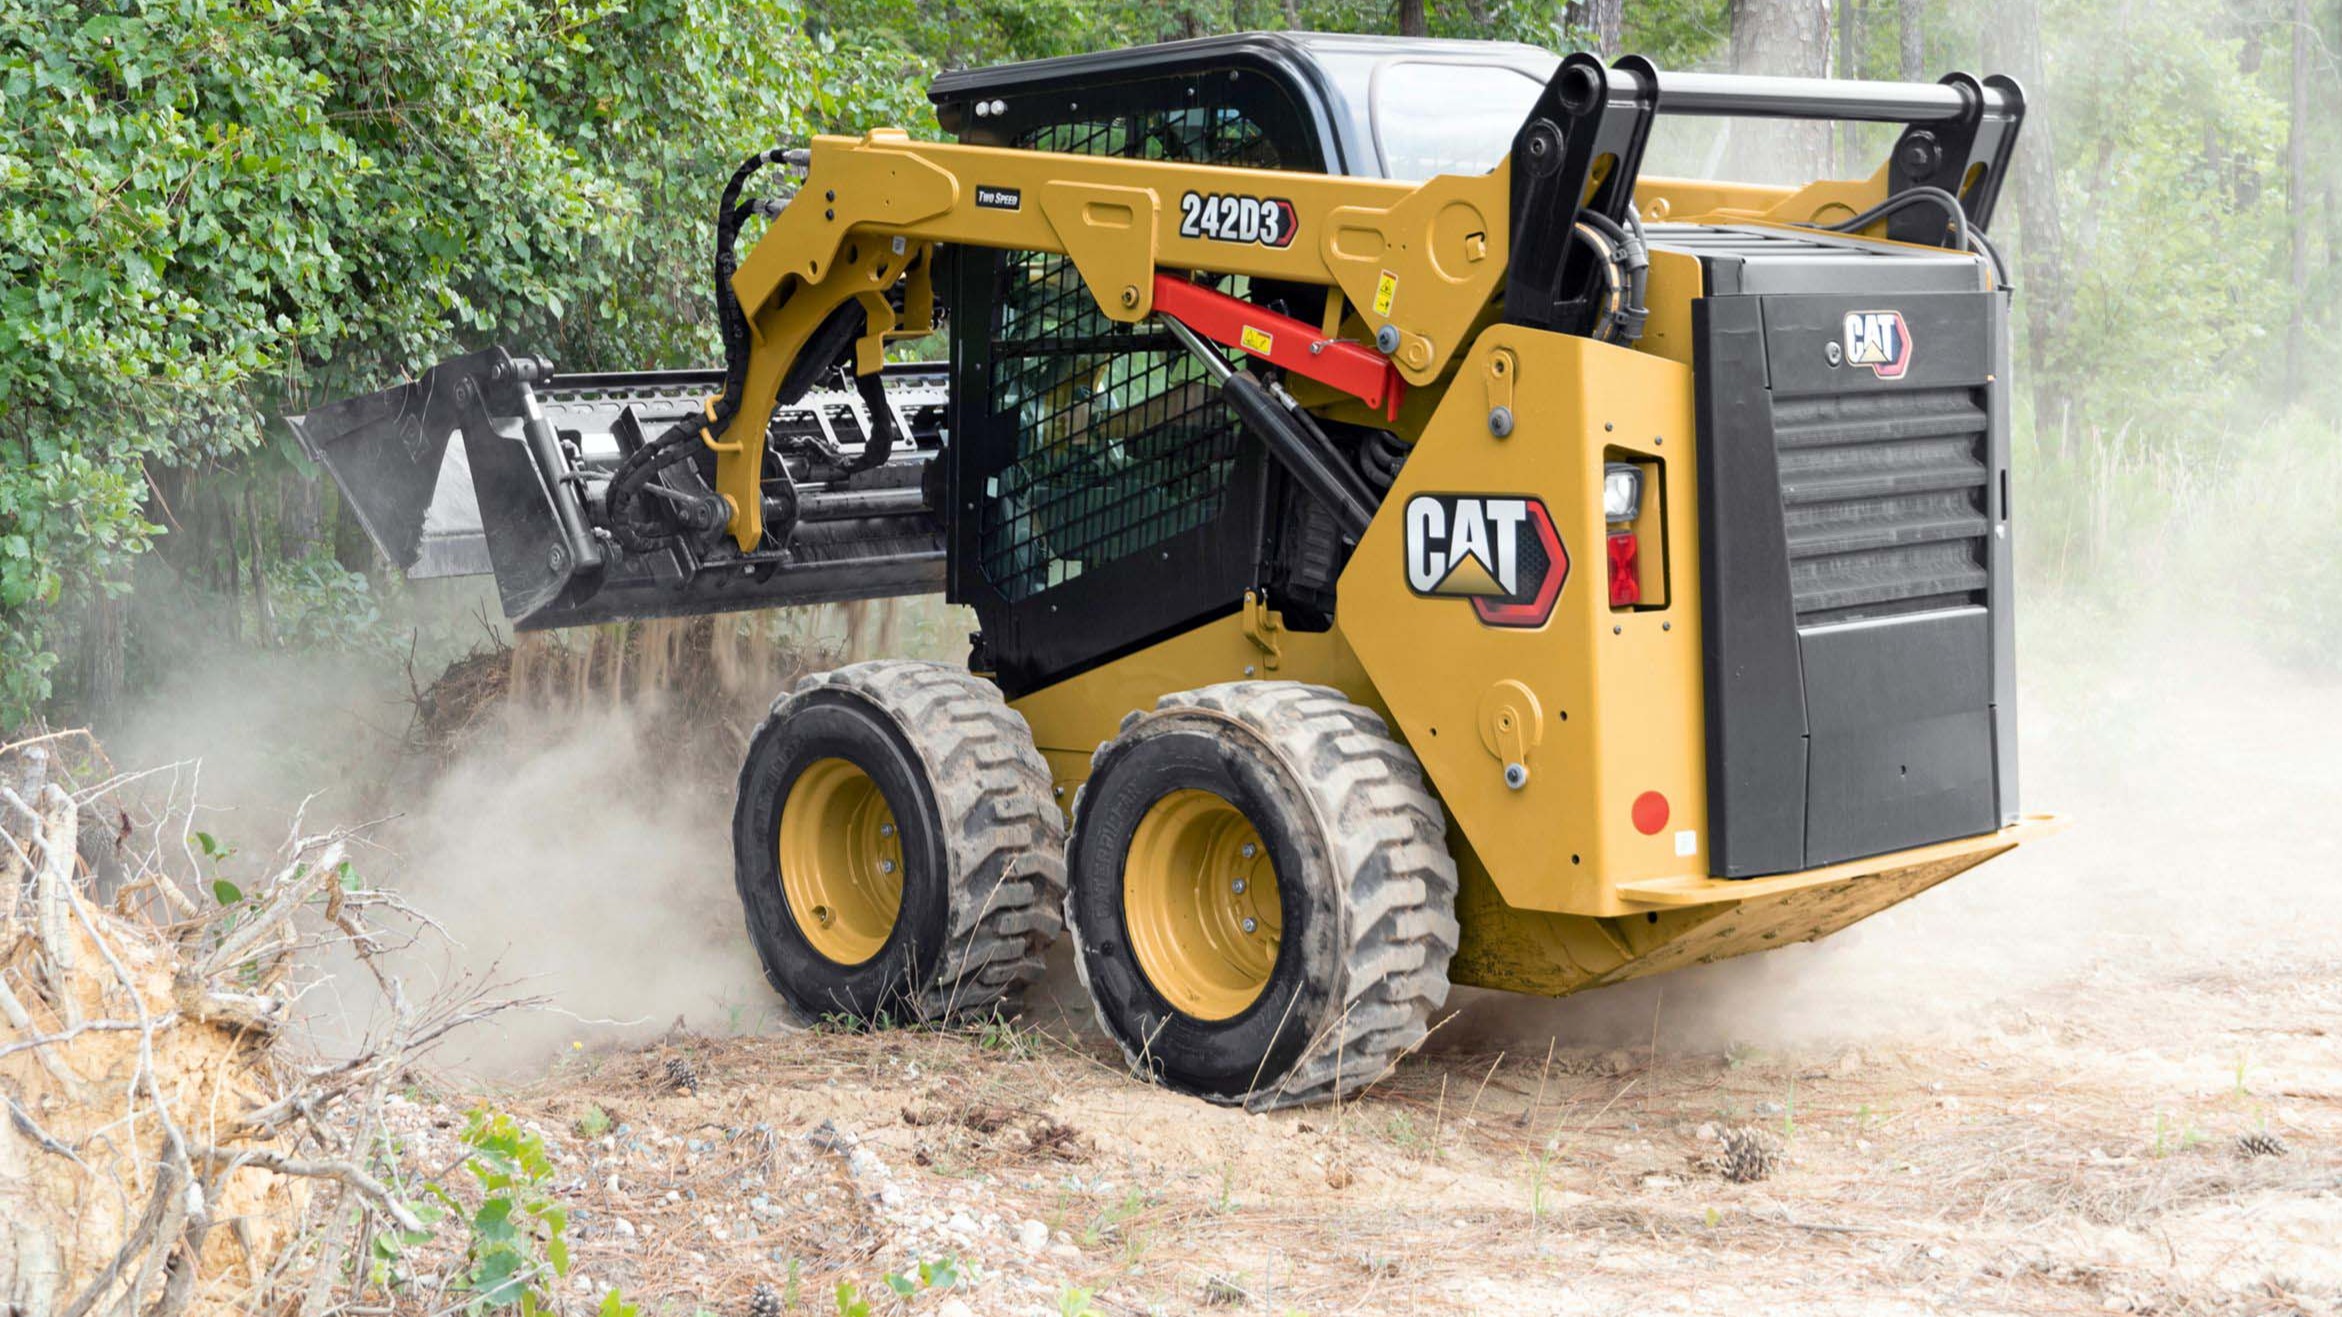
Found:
[338,617,2338,1317]
[100,607,2337,1314]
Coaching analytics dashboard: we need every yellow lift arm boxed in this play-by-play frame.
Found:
[709,128,1522,549]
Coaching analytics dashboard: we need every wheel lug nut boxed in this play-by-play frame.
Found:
[1231,878,1247,894]
[879,823,895,838]
[1241,917,1258,934]
[1240,842,1257,859]
[879,859,896,874]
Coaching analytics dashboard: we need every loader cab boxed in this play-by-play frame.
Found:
[930,34,1554,695]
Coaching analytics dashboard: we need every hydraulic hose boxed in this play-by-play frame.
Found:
[605,145,794,552]
[842,367,901,476]
[1811,184,2009,287]
[1572,209,1650,345]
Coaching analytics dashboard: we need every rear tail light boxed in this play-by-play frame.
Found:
[1604,462,1644,608]
[1607,531,1641,607]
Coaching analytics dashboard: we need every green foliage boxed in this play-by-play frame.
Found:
[883,1256,962,1297]
[264,553,388,651]
[572,1104,614,1140]
[425,1108,573,1314]
[0,0,900,725]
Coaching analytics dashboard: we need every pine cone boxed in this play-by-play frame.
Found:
[2236,1131,2289,1159]
[747,1282,781,1317]
[1712,1126,1783,1183]
[664,1054,701,1096]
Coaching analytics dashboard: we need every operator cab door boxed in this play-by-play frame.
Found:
[938,66,1330,697]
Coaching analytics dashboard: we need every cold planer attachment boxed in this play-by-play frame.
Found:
[286,350,948,629]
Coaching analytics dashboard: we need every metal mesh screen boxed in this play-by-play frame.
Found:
[975,104,1284,602]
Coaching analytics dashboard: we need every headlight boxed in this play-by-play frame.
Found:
[1603,463,1643,523]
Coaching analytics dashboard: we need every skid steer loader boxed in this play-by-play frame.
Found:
[292,34,2060,1109]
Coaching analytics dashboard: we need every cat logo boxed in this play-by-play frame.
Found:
[1842,310,1913,379]
[1403,494,1567,628]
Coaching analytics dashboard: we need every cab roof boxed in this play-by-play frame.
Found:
[928,32,1560,178]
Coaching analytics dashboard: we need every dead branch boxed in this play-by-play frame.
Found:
[4,743,527,1317]
[14,786,82,1029]
[195,838,346,981]
[0,784,36,919]
[57,1160,186,1317]
[191,1145,425,1233]
[0,1014,175,1063]
[4,1090,95,1173]
[0,970,81,1087]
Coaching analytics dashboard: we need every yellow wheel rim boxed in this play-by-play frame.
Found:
[778,758,904,965]
[1123,789,1283,1021]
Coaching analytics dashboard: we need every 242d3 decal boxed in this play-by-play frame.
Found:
[1403,494,1568,628]
[1177,191,1297,248]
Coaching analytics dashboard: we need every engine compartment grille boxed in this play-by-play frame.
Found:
[1772,386,1990,625]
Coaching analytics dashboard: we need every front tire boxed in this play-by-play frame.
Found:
[733,661,1065,1024]
[1067,682,1458,1109]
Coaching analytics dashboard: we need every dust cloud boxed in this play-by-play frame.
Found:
[101,647,770,1073]
[97,588,2339,1080]
[1433,599,2342,1060]
[365,709,774,1068]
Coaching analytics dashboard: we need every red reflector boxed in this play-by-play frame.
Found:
[1607,531,1641,607]
[1632,791,1670,836]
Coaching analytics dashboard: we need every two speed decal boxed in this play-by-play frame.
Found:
[1178,191,1297,248]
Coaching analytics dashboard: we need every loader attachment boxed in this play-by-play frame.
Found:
[288,350,947,629]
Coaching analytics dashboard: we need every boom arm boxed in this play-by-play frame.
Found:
[707,128,1515,549]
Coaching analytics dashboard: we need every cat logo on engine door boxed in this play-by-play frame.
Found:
[1403,495,1568,628]
[1842,310,1912,379]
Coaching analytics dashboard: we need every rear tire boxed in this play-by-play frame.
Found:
[733,661,1065,1024]
[1067,682,1458,1109]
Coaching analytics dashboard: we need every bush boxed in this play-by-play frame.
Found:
[0,0,925,725]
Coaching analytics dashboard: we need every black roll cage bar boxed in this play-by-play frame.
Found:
[1507,52,2025,335]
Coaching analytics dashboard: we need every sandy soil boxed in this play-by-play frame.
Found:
[341,617,2341,1317]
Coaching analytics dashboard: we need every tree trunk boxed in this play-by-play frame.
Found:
[331,491,379,583]
[1836,0,1860,172]
[1567,0,1624,52]
[1596,0,1623,53]
[75,576,126,727]
[244,485,277,647]
[2327,178,2340,331]
[2228,14,2264,210]
[1731,0,1833,179]
[278,469,325,560]
[2286,0,2309,401]
[1898,0,1925,79]
[1985,0,2069,448]
[1396,0,1428,37]
[1283,0,1300,26]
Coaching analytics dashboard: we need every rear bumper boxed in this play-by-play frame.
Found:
[1614,812,2065,908]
